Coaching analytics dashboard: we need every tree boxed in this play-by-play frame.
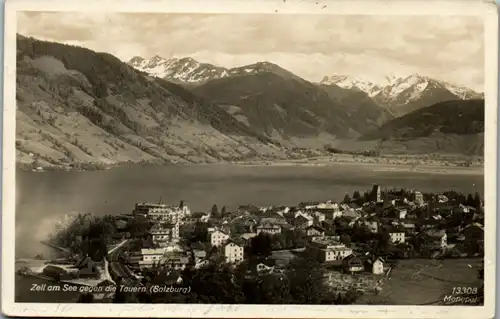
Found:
[247,273,292,304]
[250,233,273,257]
[94,80,108,99]
[340,234,351,246]
[334,217,351,233]
[128,215,151,236]
[211,204,219,217]
[363,192,370,203]
[286,255,335,304]
[352,191,361,200]
[351,224,372,243]
[352,190,364,205]
[474,192,482,209]
[466,194,475,207]
[82,217,114,262]
[220,206,227,217]
[343,193,351,204]
[189,222,209,243]
[183,263,245,303]
[112,277,135,303]
[230,221,247,236]
[372,231,391,256]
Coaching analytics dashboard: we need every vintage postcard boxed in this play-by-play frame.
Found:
[2,0,497,318]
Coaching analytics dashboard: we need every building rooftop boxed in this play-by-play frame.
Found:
[150,223,177,232]
[310,237,349,250]
[306,225,325,232]
[241,233,258,240]
[260,217,288,225]
[135,202,175,208]
[141,248,167,255]
[226,238,245,247]
[257,223,282,229]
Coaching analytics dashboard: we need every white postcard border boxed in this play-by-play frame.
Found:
[2,0,497,318]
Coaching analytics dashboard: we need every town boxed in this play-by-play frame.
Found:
[19,185,485,304]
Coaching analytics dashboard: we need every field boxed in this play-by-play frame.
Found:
[357,258,483,305]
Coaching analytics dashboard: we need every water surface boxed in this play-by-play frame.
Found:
[16,164,483,259]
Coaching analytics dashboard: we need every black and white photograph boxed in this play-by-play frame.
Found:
[2,0,497,318]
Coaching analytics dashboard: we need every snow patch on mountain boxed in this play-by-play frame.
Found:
[320,75,383,97]
[384,74,426,99]
[442,82,484,99]
[408,81,429,101]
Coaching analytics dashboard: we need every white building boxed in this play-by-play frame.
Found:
[137,248,168,268]
[440,233,448,248]
[372,257,385,275]
[134,201,191,224]
[307,238,353,263]
[256,263,274,273]
[210,230,230,247]
[332,210,343,219]
[224,242,244,263]
[437,195,449,203]
[161,252,190,271]
[305,225,325,237]
[395,207,407,219]
[419,229,448,249]
[365,220,379,233]
[389,231,406,244]
[294,212,314,229]
[316,201,340,211]
[150,222,180,246]
[313,211,326,223]
[256,223,282,235]
[453,204,471,214]
[414,191,424,206]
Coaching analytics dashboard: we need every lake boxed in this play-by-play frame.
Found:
[15,163,484,259]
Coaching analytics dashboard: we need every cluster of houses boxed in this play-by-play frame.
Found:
[117,185,485,281]
[124,202,188,270]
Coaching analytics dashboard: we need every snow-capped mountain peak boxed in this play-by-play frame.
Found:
[127,55,229,84]
[320,75,383,97]
[382,73,483,101]
[441,81,484,100]
[320,72,483,115]
[227,61,298,80]
[128,57,300,84]
[381,73,434,100]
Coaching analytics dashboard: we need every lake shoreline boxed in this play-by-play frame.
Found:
[16,163,484,259]
[17,156,484,176]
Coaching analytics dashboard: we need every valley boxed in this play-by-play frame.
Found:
[15,35,485,171]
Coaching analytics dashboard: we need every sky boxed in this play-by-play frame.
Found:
[17,12,484,90]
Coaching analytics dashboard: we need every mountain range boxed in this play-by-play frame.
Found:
[15,35,485,170]
[129,55,484,118]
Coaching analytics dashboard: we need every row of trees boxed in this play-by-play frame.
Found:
[50,213,118,261]
[343,187,484,211]
[107,254,358,305]
[248,230,307,256]
[323,145,381,158]
[210,204,227,219]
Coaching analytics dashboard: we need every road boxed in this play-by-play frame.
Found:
[107,240,140,286]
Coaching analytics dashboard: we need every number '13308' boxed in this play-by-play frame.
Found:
[452,287,478,295]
